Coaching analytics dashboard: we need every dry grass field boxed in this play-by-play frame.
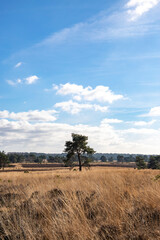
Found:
[0,168,160,240]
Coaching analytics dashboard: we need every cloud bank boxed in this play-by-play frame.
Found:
[0,110,57,122]
[0,115,160,154]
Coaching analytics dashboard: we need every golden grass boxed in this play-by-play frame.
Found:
[0,168,160,240]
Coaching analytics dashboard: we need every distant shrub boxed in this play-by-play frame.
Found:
[55,175,60,178]
[135,156,146,169]
[24,170,29,173]
[148,156,160,169]
[154,175,160,181]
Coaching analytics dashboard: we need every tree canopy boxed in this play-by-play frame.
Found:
[64,133,95,171]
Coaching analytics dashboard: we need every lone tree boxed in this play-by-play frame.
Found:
[64,133,95,171]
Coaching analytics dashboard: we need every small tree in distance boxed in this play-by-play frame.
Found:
[0,151,9,170]
[117,155,124,164]
[64,133,95,171]
[135,155,146,169]
[100,155,107,162]
[148,156,160,169]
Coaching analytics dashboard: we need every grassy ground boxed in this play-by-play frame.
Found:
[0,168,160,240]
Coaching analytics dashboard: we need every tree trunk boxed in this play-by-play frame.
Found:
[78,153,82,171]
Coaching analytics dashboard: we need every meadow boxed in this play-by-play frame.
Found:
[0,168,160,240]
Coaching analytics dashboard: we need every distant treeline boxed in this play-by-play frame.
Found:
[135,155,160,170]
[6,152,151,164]
[0,151,159,170]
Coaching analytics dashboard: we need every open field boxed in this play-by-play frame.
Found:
[0,168,160,240]
[2,162,136,173]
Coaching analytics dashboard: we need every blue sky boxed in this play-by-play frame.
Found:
[1,0,160,154]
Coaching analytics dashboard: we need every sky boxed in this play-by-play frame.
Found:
[0,0,160,154]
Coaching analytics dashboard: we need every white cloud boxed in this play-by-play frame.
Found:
[93,105,108,112]
[124,127,157,134]
[0,110,9,119]
[0,118,123,153]
[0,108,160,154]
[54,100,108,114]
[25,75,39,85]
[14,62,22,68]
[133,120,156,126]
[17,78,22,84]
[101,118,123,124]
[0,110,57,122]
[7,75,39,86]
[148,106,160,116]
[54,83,124,103]
[0,116,160,154]
[143,106,160,117]
[7,80,16,86]
[32,0,160,50]
[126,0,160,21]
[38,23,84,47]
[7,79,22,86]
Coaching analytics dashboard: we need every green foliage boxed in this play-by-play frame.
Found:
[148,156,160,169]
[82,156,92,168]
[48,155,65,163]
[0,151,9,170]
[117,155,124,163]
[64,156,74,167]
[24,170,29,173]
[108,156,113,162]
[64,133,95,171]
[8,153,25,163]
[100,155,107,162]
[135,156,146,169]
[154,175,160,181]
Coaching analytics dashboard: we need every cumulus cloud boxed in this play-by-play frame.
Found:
[25,75,39,85]
[126,0,160,21]
[53,83,124,103]
[133,120,156,126]
[124,127,157,134]
[54,100,108,114]
[148,106,160,116]
[0,110,57,122]
[101,118,123,124]
[143,106,160,117]
[14,62,22,68]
